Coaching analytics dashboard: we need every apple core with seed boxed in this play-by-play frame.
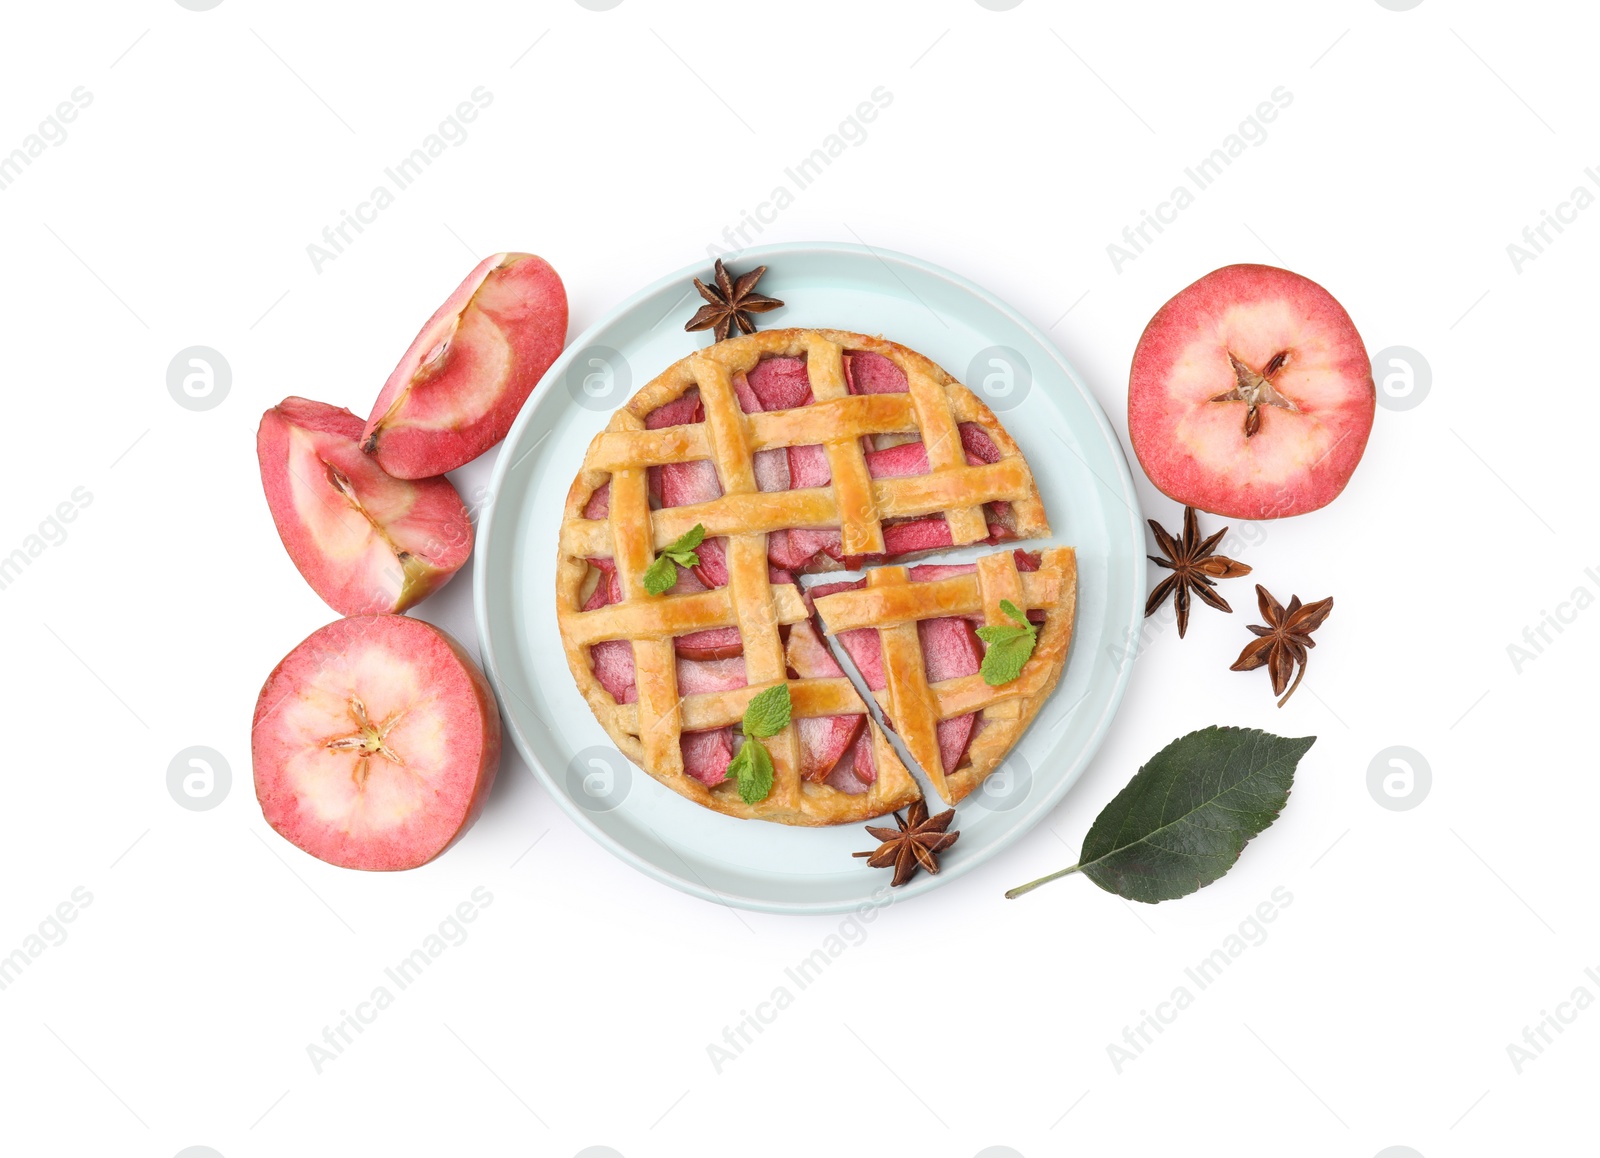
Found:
[1128,264,1375,520]
[252,615,501,871]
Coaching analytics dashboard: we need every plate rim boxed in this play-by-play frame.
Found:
[474,240,1146,914]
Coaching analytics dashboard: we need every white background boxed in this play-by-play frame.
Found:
[1,1,1595,1156]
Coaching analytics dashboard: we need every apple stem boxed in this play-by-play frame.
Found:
[1004,863,1081,899]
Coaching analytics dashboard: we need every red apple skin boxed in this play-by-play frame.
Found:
[362,253,568,478]
[1128,264,1375,520]
[258,397,473,616]
[252,615,501,871]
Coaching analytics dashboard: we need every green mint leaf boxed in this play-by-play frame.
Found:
[741,683,792,738]
[662,523,705,558]
[642,555,678,596]
[645,525,707,593]
[1006,727,1315,904]
[976,624,1030,646]
[978,601,1039,684]
[724,743,752,789]
[728,739,773,804]
[979,632,1034,686]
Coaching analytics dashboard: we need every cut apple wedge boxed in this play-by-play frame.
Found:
[252,615,501,871]
[258,397,472,616]
[363,253,568,478]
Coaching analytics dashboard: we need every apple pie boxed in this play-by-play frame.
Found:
[556,328,1073,825]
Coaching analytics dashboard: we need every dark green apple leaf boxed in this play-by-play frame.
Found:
[1006,726,1314,904]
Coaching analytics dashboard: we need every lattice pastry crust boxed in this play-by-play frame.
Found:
[556,328,1059,825]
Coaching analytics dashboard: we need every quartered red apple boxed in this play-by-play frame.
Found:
[258,397,473,616]
[1128,264,1375,520]
[362,252,568,478]
[252,615,501,871]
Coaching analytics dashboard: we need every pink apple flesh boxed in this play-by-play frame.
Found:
[784,620,864,782]
[258,397,473,616]
[742,356,813,410]
[683,728,736,785]
[845,351,908,394]
[918,616,982,774]
[363,252,568,478]
[675,655,748,696]
[252,615,501,871]
[824,730,877,794]
[691,537,730,588]
[590,640,638,703]
[674,627,744,661]
[1128,263,1375,520]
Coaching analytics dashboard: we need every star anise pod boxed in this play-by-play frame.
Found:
[684,259,784,342]
[1230,584,1334,707]
[1145,506,1252,637]
[853,800,959,887]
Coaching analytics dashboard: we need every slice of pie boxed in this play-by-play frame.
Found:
[557,328,1059,825]
[811,546,1078,805]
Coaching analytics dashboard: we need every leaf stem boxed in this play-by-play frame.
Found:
[1004,863,1081,899]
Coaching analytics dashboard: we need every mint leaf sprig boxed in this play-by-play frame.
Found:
[723,683,791,804]
[976,599,1038,687]
[643,524,706,596]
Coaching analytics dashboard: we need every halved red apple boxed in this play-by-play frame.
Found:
[252,615,500,871]
[362,253,568,478]
[258,397,472,616]
[1128,264,1375,520]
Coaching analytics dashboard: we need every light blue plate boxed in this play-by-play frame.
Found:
[474,242,1144,914]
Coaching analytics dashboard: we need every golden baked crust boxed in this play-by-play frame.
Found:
[812,547,1078,805]
[555,328,1056,825]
